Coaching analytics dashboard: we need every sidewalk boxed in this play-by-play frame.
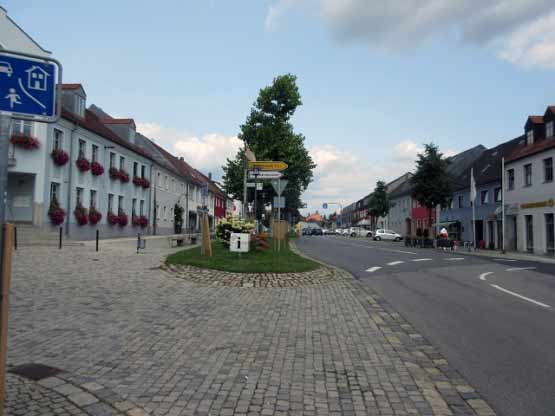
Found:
[449,247,555,265]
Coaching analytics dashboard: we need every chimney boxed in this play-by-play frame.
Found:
[61,84,87,118]
[179,157,184,161]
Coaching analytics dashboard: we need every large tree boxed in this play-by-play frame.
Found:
[368,180,390,231]
[222,74,316,218]
[410,143,453,237]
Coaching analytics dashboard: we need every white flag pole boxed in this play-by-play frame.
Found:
[471,167,476,250]
[502,157,506,254]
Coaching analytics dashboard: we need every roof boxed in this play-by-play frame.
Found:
[445,145,486,177]
[456,136,523,190]
[306,212,323,222]
[62,108,154,162]
[61,83,83,91]
[528,115,544,124]
[506,136,555,164]
[3,8,52,54]
[101,118,136,126]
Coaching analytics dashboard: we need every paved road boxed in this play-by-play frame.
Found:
[296,235,555,416]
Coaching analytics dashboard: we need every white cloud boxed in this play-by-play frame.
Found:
[268,0,555,68]
[136,122,242,179]
[265,0,298,31]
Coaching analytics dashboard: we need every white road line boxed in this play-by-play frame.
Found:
[445,258,465,261]
[380,248,417,255]
[490,284,551,309]
[506,267,537,272]
[387,261,404,266]
[479,272,493,281]
[366,266,382,273]
[494,258,517,262]
[413,258,432,262]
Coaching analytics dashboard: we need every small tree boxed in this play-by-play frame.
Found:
[174,204,184,233]
[368,180,390,231]
[411,143,453,239]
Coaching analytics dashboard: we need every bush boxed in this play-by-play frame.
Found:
[216,216,255,247]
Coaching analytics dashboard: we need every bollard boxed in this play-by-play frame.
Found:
[13,227,17,251]
[58,227,62,250]
[137,233,140,255]
[95,229,99,252]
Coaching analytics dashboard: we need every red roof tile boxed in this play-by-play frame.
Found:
[528,115,544,124]
[101,118,136,126]
[506,138,555,163]
[61,83,83,90]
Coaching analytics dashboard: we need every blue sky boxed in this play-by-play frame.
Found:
[4,0,555,212]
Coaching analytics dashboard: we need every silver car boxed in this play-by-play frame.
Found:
[373,229,402,241]
[0,62,13,77]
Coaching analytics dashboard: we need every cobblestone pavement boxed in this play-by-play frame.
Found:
[7,242,495,415]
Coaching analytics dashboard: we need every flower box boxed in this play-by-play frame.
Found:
[141,178,150,189]
[74,205,89,226]
[91,161,104,176]
[89,207,102,225]
[48,196,65,225]
[132,177,150,189]
[119,170,130,183]
[76,157,91,172]
[51,149,69,166]
[118,213,128,227]
[109,167,121,180]
[132,215,148,228]
[107,212,119,225]
[11,134,40,150]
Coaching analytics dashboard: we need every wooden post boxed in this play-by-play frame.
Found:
[202,214,212,257]
[0,224,14,415]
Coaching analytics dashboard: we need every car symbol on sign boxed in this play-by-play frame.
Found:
[0,62,13,77]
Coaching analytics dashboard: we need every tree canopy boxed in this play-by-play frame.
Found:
[368,180,390,229]
[222,74,316,215]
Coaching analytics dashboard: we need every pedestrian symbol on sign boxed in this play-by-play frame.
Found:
[4,88,21,109]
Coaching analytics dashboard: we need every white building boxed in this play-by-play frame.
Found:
[504,107,555,255]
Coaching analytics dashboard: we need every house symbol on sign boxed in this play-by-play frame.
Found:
[25,65,49,91]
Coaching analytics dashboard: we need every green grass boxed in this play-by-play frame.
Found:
[166,239,320,273]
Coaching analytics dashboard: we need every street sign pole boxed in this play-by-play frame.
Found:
[278,179,281,252]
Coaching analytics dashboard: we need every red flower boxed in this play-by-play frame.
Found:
[118,213,128,227]
[107,212,119,225]
[119,170,130,183]
[139,215,148,227]
[51,149,69,166]
[76,158,91,172]
[11,134,40,150]
[88,207,102,225]
[48,196,65,225]
[109,167,121,180]
[133,176,143,187]
[91,161,104,176]
[141,178,150,189]
[74,205,89,226]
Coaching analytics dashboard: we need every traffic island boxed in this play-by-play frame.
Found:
[163,239,341,287]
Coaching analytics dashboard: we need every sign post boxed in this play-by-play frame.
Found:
[271,179,288,251]
[0,51,61,411]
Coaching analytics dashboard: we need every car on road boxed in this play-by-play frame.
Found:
[311,228,323,236]
[0,62,13,77]
[341,228,350,236]
[373,229,402,241]
[349,227,373,238]
[302,228,311,236]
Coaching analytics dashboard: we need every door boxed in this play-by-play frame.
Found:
[545,214,554,255]
[496,220,503,250]
[513,216,518,251]
[475,220,484,246]
[487,221,494,249]
[525,215,534,253]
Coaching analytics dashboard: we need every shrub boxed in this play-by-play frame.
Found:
[215,216,255,247]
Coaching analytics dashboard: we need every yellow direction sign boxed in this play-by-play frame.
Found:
[248,161,288,171]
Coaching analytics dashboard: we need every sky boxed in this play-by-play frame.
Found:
[4,0,555,215]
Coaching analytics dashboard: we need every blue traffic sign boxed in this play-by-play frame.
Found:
[0,53,57,119]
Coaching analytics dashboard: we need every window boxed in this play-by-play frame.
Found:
[141,165,146,179]
[108,194,114,212]
[163,206,167,220]
[458,195,463,208]
[76,95,85,117]
[53,129,63,150]
[157,172,162,187]
[546,214,554,254]
[140,200,145,216]
[50,182,60,203]
[480,190,489,205]
[171,179,175,192]
[109,152,116,169]
[91,144,98,163]
[170,207,174,222]
[156,204,160,219]
[118,196,124,212]
[90,190,97,209]
[12,119,32,136]
[165,175,169,190]
[507,169,515,190]
[78,139,86,159]
[544,158,553,182]
[76,187,83,206]
[133,162,138,177]
[547,121,554,138]
[494,187,502,203]
[132,198,137,216]
[526,130,534,145]
[119,156,125,170]
[524,164,532,187]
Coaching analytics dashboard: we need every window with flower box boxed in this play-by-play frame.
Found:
[91,144,98,163]
[13,120,32,136]
[53,129,63,150]
[119,156,125,170]
[50,182,60,202]
[76,187,84,206]
[109,152,116,169]
[133,162,138,178]
[118,196,124,212]
[140,200,145,216]
[132,198,137,215]
[108,194,114,212]
[78,139,86,159]
[90,190,97,209]
[141,165,146,179]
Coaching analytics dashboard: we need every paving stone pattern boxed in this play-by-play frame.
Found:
[7,243,495,415]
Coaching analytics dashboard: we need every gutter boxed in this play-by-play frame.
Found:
[65,121,78,236]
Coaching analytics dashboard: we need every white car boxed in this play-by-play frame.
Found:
[0,62,13,77]
[349,227,373,238]
[341,228,350,236]
[373,229,403,241]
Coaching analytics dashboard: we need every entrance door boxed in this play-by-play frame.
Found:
[513,217,518,251]
[7,173,35,223]
[496,220,503,249]
[525,215,534,253]
[545,214,554,255]
[488,221,494,249]
[475,220,484,246]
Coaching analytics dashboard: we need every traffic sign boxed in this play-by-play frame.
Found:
[271,179,288,196]
[322,203,328,209]
[0,51,61,121]
[248,170,282,179]
[248,161,288,171]
[273,196,285,209]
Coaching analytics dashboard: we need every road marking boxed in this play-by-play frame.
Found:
[445,258,465,261]
[366,266,382,273]
[479,272,493,281]
[506,267,536,272]
[387,261,404,266]
[494,258,517,262]
[490,284,550,309]
[413,258,432,262]
[380,248,417,255]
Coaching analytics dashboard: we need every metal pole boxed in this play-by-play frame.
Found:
[59,226,62,249]
[13,227,16,251]
[502,157,506,254]
[254,181,257,232]
[137,233,140,255]
[242,141,248,219]
[95,229,99,252]
[278,180,281,252]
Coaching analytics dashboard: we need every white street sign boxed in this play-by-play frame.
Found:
[248,170,282,179]
[271,179,288,196]
[273,196,285,209]
[230,233,250,253]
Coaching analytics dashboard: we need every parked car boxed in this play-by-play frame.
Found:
[302,228,311,236]
[349,227,373,238]
[0,62,13,77]
[373,229,403,241]
[311,228,323,236]
[341,228,350,236]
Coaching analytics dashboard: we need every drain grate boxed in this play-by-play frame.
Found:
[8,363,63,381]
